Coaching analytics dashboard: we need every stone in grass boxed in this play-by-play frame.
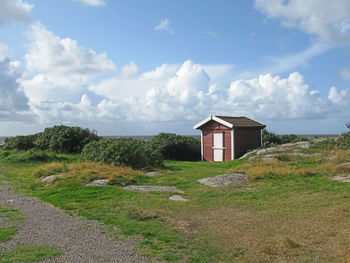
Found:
[198,173,248,187]
[123,185,184,194]
[145,172,161,177]
[41,174,66,184]
[86,179,109,186]
[332,175,350,183]
[169,195,188,202]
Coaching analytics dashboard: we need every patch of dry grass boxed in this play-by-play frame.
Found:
[32,162,66,178]
[33,162,143,186]
[65,162,142,186]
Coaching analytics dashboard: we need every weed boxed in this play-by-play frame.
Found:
[0,227,17,242]
[0,244,62,263]
[0,207,25,222]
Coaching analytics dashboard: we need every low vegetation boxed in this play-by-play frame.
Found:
[0,245,62,263]
[262,129,309,147]
[1,122,349,262]
[3,126,201,170]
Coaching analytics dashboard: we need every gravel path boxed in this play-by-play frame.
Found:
[0,186,149,263]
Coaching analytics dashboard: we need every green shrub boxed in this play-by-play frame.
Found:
[4,135,38,151]
[81,138,163,170]
[147,133,201,161]
[35,125,99,153]
[262,129,308,147]
[314,122,350,150]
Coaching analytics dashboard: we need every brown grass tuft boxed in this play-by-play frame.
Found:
[64,162,142,185]
[32,162,66,178]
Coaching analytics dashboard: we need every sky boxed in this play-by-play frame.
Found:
[1,0,350,136]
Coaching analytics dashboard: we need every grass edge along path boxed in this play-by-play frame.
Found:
[0,205,63,263]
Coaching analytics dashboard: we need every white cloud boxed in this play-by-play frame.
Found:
[154,19,174,34]
[25,24,116,76]
[22,23,116,105]
[0,0,33,26]
[255,0,350,44]
[0,58,32,122]
[74,0,106,7]
[328,86,350,106]
[0,43,12,61]
[90,61,345,123]
[17,23,120,127]
[340,65,350,81]
[120,61,138,78]
[225,72,328,120]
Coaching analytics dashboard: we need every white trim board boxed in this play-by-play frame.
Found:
[193,115,233,129]
[231,129,234,160]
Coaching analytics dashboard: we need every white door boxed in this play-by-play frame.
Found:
[213,133,223,162]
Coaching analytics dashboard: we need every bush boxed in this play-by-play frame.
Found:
[262,129,308,147]
[35,125,99,153]
[315,122,350,150]
[4,135,38,151]
[147,133,201,161]
[81,138,163,170]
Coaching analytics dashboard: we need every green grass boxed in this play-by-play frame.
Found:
[1,148,350,262]
[0,245,62,263]
[0,227,17,242]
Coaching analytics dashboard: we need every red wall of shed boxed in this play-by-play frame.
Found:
[201,121,231,162]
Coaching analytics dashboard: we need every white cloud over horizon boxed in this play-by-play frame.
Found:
[1,21,348,133]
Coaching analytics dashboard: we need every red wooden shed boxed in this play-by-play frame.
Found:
[193,115,265,162]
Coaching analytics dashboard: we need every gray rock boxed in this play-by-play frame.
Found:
[1,180,10,184]
[145,172,161,177]
[256,141,310,156]
[168,195,188,201]
[41,174,66,184]
[280,141,310,149]
[239,149,259,159]
[332,175,350,183]
[198,173,248,187]
[123,185,184,193]
[86,179,109,186]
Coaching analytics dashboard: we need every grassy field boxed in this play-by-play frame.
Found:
[1,148,350,262]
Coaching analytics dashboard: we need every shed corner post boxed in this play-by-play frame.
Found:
[231,129,234,160]
[260,129,263,147]
[200,130,204,161]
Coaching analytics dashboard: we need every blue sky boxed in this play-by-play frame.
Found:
[1,0,350,136]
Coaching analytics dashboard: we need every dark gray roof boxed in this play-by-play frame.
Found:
[216,116,265,128]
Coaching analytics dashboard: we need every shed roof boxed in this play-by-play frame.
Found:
[193,115,265,129]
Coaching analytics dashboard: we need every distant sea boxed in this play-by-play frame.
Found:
[0,134,339,147]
